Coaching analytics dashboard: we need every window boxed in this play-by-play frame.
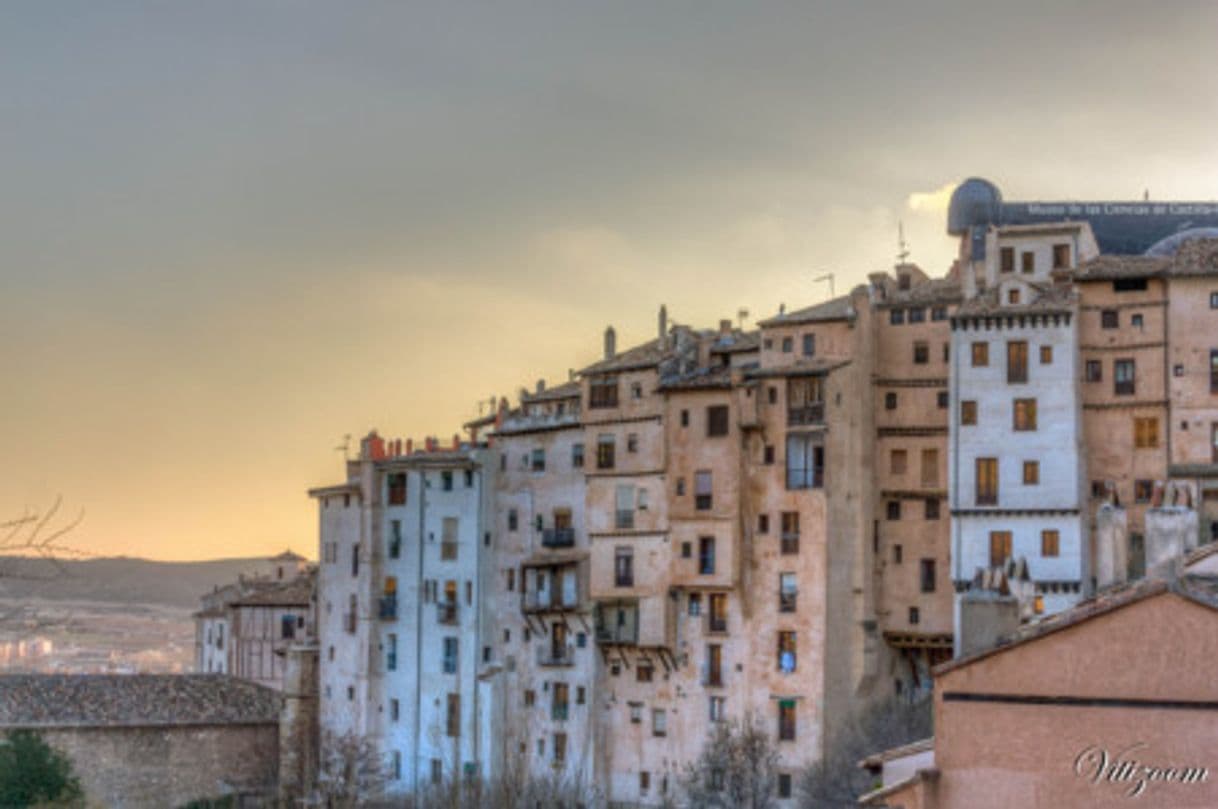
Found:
[441,517,458,560]
[777,631,797,672]
[631,382,643,399]
[626,433,638,453]
[507,509,518,531]
[676,477,685,496]
[763,445,775,465]
[281,614,296,640]
[890,449,907,475]
[640,772,651,793]
[681,409,690,427]
[1114,278,1148,292]
[909,308,925,323]
[688,592,702,616]
[681,541,692,559]
[1101,310,1119,329]
[440,636,457,673]
[780,512,800,554]
[1211,291,1218,309]
[1021,251,1034,274]
[1132,313,1144,329]
[1135,480,1154,503]
[778,773,793,799]
[779,573,797,612]
[909,606,920,624]
[802,333,816,356]
[553,732,567,763]
[938,391,948,409]
[1134,417,1159,449]
[1114,359,1136,395]
[596,434,615,469]
[695,470,713,510]
[531,448,545,472]
[890,309,905,325]
[392,751,402,780]
[758,513,770,534]
[707,405,730,437]
[1000,246,1014,273]
[705,643,723,686]
[1041,530,1060,557]
[989,531,1012,567]
[782,337,793,353]
[351,545,360,578]
[921,448,938,487]
[1008,289,1020,305]
[391,698,400,721]
[441,470,453,491]
[571,442,584,467]
[961,400,977,425]
[1211,350,1218,393]
[971,342,989,367]
[1007,341,1028,383]
[1212,423,1218,463]
[787,377,823,425]
[976,458,998,505]
[699,537,716,575]
[1013,398,1038,431]
[387,473,407,505]
[709,696,726,722]
[652,708,667,737]
[932,306,948,321]
[614,546,634,587]
[431,759,442,785]
[886,501,901,521]
[1085,359,1102,382]
[778,700,796,741]
[1023,460,1040,485]
[524,689,535,707]
[637,661,653,683]
[1040,345,1053,364]
[913,342,929,364]
[389,520,402,559]
[1052,243,1070,269]
[786,434,824,490]
[446,693,460,737]
[589,375,618,408]
[893,544,903,564]
[615,485,635,529]
[708,594,728,633]
[920,559,936,592]
[885,392,897,410]
[925,498,940,520]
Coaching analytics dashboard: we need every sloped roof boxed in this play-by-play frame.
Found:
[745,357,851,378]
[658,365,733,391]
[520,380,581,403]
[708,330,760,355]
[0,674,280,728]
[758,295,854,327]
[953,281,1075,318]
[876,278,963,308]
[578,337,673,375]
[228,573,314,608]
[934,575,1218,677]
[1170,237,1218,277]
[1073,254,1169,281]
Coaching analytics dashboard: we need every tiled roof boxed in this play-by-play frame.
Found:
[953,282,1075,318]
[229,573,314,608]
[0,674,280,728]
[1170,238,1218,277]
[745,357,851,378]
[658,365,733,391]
[758,295,854,327]
[578,337,673,375]
[1073,254,1169,281]
[876,278,964,308]
[520,380,581,403]
[708,330,760,355]
[934,574,1218,677]
[270,549,306,561]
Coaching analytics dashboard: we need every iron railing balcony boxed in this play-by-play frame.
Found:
[542,528,576,548]
[787,402,825,426]
[537,644,575,667]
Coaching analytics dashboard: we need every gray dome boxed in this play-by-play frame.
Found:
[1144,227,1218,257]
[947,177,1003,235]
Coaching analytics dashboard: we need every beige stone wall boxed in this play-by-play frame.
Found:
[27,723,278,809]
[1168,276,1218,466]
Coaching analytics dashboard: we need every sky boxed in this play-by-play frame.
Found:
[3,2,1218,561]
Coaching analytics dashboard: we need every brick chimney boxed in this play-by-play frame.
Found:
[604,326,616,360]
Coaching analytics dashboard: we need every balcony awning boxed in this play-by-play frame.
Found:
[521,549,589,568]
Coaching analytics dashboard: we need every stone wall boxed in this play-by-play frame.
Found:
[30,722,278,808]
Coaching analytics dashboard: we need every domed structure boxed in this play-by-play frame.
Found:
[947,177,1003,235]
[1144,227,1218,257]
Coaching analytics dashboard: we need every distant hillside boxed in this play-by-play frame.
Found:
[0,556,286,609]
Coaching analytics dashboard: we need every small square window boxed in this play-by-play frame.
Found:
[1040,345,1053,364]
[681,542,692,558]
[1131,313,1144,329]
[924,499,940,520]
[890,309,905,325]
[782,337,793,353]
[960,400,978,425]
[886,501,901,521]
[763,445,775,465]
[1101,310,1119,329]
[909,606,920,624]
[971,342,989,367]
[1041,530,1060,557]
[758,514,769,534]
[1023,461,1040,485]
[937,391,949,409]
[885,392,898,410]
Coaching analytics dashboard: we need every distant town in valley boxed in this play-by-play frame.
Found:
[6,178,1217,808]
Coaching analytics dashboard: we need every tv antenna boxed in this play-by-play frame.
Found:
[897,221,910,264]
[736,307,750,329]
[813,273,835,299]
[335,433,351,460]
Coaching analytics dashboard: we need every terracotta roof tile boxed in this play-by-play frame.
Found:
[758,295,855,327]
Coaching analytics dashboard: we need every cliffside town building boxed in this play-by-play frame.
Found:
[307,178,1218,805]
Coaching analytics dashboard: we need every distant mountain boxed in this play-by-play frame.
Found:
[0,556,288,609]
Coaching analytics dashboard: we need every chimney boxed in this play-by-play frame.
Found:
[604,326,617,360]
[536,379,545,394]
[658,304,668,347]
[360,431,386,461]
[452,434,460,450]
[1095,503,1129,590]
[406,438,414,455]
[1145,490,1199,578]
[955,589,1021,658]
